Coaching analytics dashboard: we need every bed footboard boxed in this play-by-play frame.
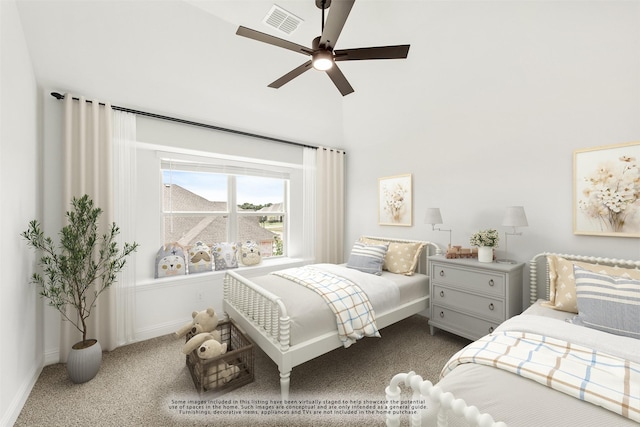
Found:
[224,270,290,352]
[385,371,507,427]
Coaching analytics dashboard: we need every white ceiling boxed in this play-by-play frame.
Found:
[15,0,416,143]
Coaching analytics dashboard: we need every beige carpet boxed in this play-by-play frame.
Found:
[15,315,469,427]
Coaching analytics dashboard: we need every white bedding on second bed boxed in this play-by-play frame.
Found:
[432,301,640,427]
[245,263,429,346]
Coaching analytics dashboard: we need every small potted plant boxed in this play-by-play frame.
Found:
[469,229,499,263]
[22,194,138,383]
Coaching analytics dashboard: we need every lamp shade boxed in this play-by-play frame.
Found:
[424,208,443,225]
[502,206,528,227]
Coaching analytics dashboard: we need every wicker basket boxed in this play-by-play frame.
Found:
[185,319,254,395]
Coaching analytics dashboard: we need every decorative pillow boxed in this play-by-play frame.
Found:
[346,241,389,275]
[570,266,640,339]
[155,243,186,278]
[240,240,262,266]
[187,241,213,274]
[359,237,425,275]
[211,242,240,271]
[542,255,640,313]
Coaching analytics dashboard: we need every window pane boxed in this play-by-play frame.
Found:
[238,215,284,257]
[236,175,284,207]
[162,170,227,212]
[163,215,228,247]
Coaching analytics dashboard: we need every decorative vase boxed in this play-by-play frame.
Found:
[477,246,493,263]
[67,339,102,384]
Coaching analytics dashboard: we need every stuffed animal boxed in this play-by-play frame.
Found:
[240,240,262,266]
[188,241,213,274]
[155,243,187,278]
[211,242,239,270]
[183,333,240,388]
[175,307,220,342]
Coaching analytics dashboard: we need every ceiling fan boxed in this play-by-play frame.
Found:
[236,0,410,96]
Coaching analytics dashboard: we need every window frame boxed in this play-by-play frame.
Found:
[160,155,290,258]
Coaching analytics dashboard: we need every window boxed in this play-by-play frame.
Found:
[161,159,288,258]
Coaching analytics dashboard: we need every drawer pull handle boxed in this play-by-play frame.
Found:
[489,303,494,311]
[439,270,445,277]
[489,279,495,286]
[489,326,494,333]
[440,290,445,298]
[439,311,445,318]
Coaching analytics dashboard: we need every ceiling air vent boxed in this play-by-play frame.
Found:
[263,5,303,35]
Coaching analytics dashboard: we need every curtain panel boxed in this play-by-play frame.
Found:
[61,95,137,359]
[113,110,138,346]
[314,147,345,264]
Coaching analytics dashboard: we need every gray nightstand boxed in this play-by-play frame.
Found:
[428,256,524,341]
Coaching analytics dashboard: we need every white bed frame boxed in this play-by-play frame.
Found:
[385,252,640,427]
[223,236,440,400]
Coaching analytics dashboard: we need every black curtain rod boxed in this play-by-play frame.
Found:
[50,92,344,152]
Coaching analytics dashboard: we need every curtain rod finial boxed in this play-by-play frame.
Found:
[51,92,64,100]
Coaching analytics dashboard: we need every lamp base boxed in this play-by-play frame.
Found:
[496,258,518,264]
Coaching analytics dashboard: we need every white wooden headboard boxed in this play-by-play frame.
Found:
[528,252,640,305]
[361,236,441,275]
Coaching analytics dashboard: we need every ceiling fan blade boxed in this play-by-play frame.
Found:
[268,61,313,89]
[334,44,410,61]
[319,0,355,49]
[325,64,354,96]
[236,26,313,55]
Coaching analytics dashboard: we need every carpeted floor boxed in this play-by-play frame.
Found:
[15,315,469,427]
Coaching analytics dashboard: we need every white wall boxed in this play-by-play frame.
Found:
[131,116,309,341]
[343,1,640,306]
[1,1,41,425]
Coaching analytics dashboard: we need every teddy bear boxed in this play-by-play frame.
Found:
[188,241,213,274]
[175,307,220,342]
[183,332,240,388]
[240,240,262,266]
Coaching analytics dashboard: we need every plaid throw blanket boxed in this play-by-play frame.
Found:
[273,266,380,348]
[441,331,640,422]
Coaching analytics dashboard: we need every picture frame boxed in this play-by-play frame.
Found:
[378,174,412,226]
[573,141,640,237]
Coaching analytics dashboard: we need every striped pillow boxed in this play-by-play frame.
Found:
[346,242,389,275]
[571,265,640,339]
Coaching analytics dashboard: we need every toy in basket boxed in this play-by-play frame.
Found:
[183,319,254,395]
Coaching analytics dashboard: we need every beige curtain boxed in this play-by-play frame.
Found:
[112,110,138,346]
[61,94,115,360]
[314,147,345,263]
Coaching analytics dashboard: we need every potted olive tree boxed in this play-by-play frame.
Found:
[22,194,138,383]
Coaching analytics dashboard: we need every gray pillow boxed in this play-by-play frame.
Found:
[570,265,640,339]
[346,241,389,275]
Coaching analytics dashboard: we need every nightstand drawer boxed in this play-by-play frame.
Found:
[432,264,505,296]
[433,285,504,322]
[431,305,499,340]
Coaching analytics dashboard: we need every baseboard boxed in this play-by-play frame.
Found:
[134,318,186,343]
[1,363,42,427]
[44,348,59,366]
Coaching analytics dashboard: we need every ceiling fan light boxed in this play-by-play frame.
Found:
[312,50,333,71]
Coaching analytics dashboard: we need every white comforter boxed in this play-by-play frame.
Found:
[494,313,640,365]
[273,265,390,347]
[434,304,640,426]
[255,263,400,346]
[308,263,400,315]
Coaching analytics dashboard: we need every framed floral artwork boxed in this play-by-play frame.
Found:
[574,141,640,237]
[379,174,412,226]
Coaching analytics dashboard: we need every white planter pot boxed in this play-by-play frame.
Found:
[477,246,494,263]
[67,339,102,384]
